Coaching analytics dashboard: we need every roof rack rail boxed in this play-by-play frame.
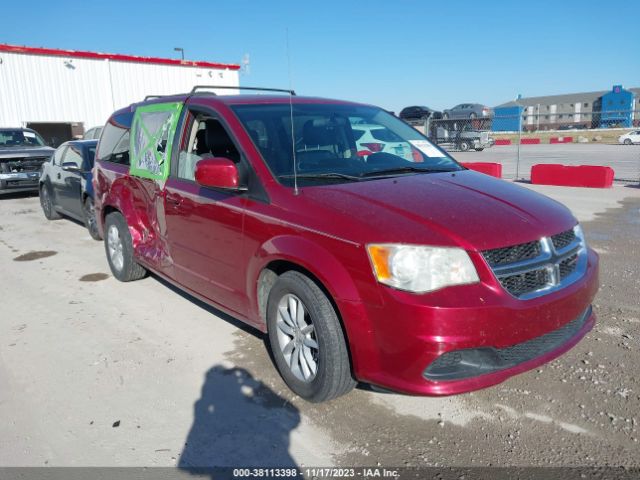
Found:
[190,85,296,96]
[143,95,165,100]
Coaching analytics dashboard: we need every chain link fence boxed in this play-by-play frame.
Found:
[406,111,640,183]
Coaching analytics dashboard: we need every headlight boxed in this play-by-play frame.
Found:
[367,244,479,293]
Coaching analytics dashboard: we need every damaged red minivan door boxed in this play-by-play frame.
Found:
[163,102,251,318]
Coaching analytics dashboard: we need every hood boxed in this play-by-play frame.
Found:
[0,146,55,159]
[299,170,576,251]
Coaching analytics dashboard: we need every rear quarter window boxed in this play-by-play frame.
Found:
[96,112,133,165]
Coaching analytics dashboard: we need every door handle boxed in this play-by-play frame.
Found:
[57,173,61,179]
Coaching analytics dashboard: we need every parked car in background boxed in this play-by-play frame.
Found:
[352,123,416,161]
[83,126,103,140]
[558,124,588,131]
[94,89,598,403]
[39,139,100,239]
[443,103,492,120]
[399,106,442,122]
[618,130,640,145]
[0,128,54,195]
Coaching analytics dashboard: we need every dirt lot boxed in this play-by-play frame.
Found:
[0,187,639,474]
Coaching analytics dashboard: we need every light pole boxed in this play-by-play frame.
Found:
[174,47,185,60]
[515,94,522,181]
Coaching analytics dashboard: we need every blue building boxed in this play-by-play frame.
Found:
[493,85,640,131]
[598,85,635,128]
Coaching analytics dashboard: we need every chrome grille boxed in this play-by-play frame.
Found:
[482,241,541,266]
[482,227,587,300]
[500,269,551,297]
[551,229,576,250]
[559,253,579,280]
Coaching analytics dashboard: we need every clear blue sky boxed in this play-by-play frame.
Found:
[2,0,638,113]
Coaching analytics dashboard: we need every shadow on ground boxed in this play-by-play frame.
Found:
[0,191,38,200]
[178,365,300,473]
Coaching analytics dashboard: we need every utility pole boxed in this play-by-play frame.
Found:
[515,94,522,181]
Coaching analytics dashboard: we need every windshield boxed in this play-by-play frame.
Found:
[0,130,46,147]
[231,103,461,186]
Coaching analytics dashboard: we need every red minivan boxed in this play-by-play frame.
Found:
[93,87,598,402]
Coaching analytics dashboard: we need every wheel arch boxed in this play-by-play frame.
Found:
[248,236,373,376]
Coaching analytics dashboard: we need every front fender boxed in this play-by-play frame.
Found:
[247,235,363,315]
[246,235,381,379]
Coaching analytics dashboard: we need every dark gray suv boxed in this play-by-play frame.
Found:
[0,128,54,195]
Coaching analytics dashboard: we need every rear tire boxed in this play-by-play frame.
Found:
[459,141,471,152]
[266,271,355,402]
[442,112,449,120]
[104,212,147,282]
[475,148,484,151]
[83,196,101,241]
[39,184,61,220]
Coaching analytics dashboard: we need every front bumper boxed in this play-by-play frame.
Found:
[0,172,41,193]
[348,248,599,396]
[471,139,494,149]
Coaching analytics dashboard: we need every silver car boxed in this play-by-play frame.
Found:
[442,103,493,120]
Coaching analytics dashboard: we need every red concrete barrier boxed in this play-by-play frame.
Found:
[531,164,614,188]
[550,136,574,144]
[494,139,512,146]
[520,138,541,144]
[461,162,502,178]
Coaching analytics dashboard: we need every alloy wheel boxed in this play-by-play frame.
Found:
[84,198,98,236]
[41,188,51,214]
[275,294,319,382]
[107,224,124,272]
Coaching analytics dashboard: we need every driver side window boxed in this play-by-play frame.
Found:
[177,117,206,181]
[177,113,241,182]
[65,146,83,167]
[53,146,67,166]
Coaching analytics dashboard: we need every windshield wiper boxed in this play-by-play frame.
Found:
[278,172,363,181]
[361,166,456,177]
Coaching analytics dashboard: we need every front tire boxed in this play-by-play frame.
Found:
[39,184,61,220]
[83,196,101,241]
[624,139,632,145]
[104,212,147,282]
[266,271,355,402]
[459,141,471,152]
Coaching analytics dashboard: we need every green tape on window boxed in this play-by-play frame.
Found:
[129,102,183,181]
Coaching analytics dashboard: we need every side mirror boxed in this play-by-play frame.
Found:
[61,162,81,173]
[195,158,244,190]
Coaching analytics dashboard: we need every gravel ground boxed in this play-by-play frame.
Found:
[0,188,639,473]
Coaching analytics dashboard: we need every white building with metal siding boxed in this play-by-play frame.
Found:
[0,44,240,144]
